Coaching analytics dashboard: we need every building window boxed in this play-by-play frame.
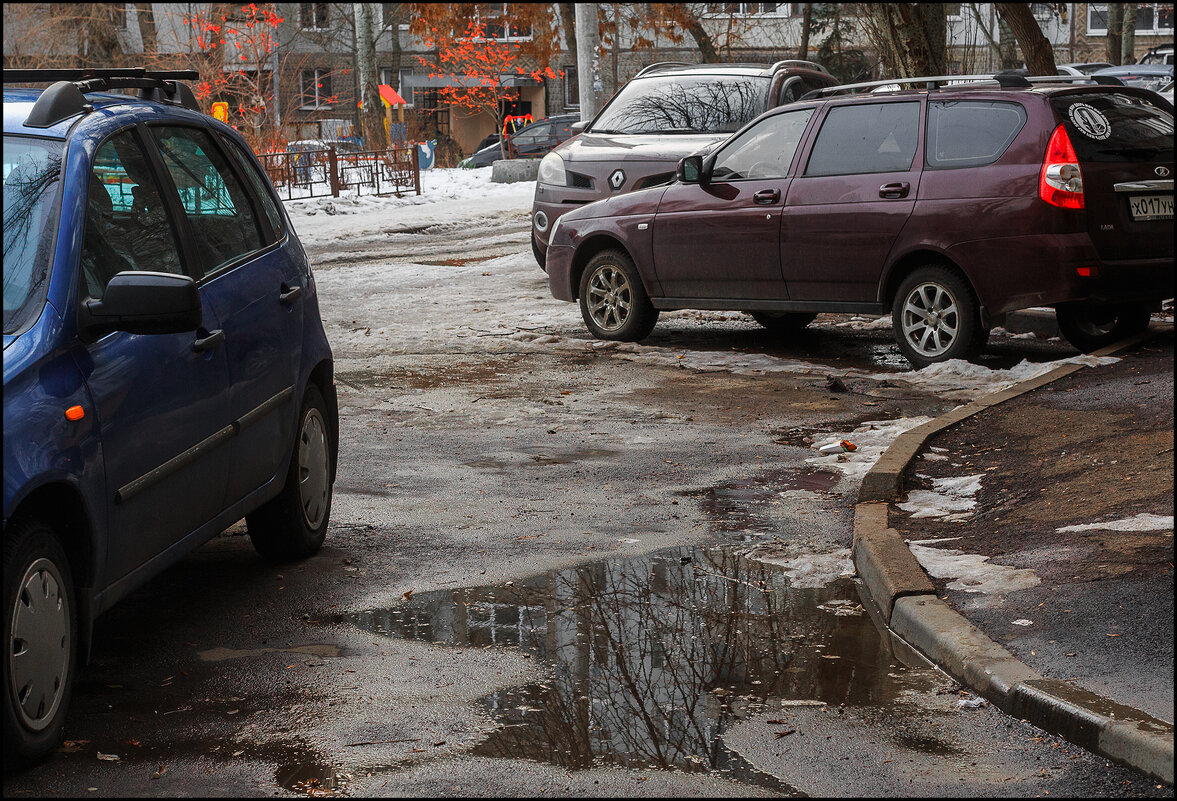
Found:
[477,3,532,40]
[112,3,127,29]
[945,2,963,18]
[414,88,450,134]
[299,2,329,30]
[1088,3,1174,34]
[300,69,333,108]
[398,68,415,106]
[705,3,787,14]
[563,64,579,109]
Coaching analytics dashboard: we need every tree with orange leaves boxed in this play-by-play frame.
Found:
[416,17,562,159]
[183,3,310,150]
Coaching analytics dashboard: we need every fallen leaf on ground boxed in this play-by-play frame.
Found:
[125,739,141,748]
[402,590,414,601]
[60,740,91,753]
[151,766,167,780]
[774,730,797,738]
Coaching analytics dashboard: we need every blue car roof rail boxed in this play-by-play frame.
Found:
[4,68,200,128]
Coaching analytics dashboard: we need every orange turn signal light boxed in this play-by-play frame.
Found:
[65,405,85,421]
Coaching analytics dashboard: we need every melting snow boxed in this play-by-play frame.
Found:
[1056,513,1174,533]
[806,417,935,484]
[909,538,1040,595]
[749,548,855,589]
[898,474,985,520]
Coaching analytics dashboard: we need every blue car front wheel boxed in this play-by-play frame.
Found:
[246,384,334,563]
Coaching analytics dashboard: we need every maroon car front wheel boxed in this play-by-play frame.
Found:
[578,250,658,342]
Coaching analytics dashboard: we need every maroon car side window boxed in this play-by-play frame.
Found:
[711,108,815,181]
[805,101,920,177]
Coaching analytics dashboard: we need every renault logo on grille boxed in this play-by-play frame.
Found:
[1157,166,1171,177]
[609,169,626,190]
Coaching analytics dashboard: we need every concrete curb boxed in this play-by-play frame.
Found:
[851,326,1174,785]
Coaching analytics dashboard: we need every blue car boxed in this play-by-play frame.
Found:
[2,69,338,764]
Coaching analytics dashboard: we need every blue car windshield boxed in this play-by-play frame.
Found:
[3,136,63,335]
[591,75,770,135]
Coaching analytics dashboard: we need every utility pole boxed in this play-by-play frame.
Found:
[574,3,602,120]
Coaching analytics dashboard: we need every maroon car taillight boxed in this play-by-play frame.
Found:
[1039,124,1085,210]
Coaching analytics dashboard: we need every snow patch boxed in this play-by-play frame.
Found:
[909,539,1040,595]
[898,474,984,520]
[805,417,935,484]
[1056,513,1174,533]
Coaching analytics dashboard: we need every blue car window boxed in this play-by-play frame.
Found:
[80,131,184,300]
[149,126,264,279]
[218,133,283,244]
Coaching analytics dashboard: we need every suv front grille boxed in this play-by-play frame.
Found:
[568,171,594,189]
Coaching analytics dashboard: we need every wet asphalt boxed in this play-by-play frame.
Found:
[3,213,1171,797]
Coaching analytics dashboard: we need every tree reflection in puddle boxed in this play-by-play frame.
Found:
[340,545,931,791]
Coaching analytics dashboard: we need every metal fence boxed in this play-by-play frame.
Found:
[257,145,421,201]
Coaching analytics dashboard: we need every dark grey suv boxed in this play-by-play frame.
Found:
[530,60,837,268]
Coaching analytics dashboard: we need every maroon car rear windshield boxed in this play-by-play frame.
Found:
[1050,92,1174,162]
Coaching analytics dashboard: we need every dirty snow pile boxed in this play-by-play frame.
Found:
[285,167,535,243]
[870,354,1120,401]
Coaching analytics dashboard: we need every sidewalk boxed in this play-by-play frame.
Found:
[852,324,1175,784]
[892,331,1173,723]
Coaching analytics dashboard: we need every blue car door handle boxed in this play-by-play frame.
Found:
[280,284,303,305]
[193,329,225,352]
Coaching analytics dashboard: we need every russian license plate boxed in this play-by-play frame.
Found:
[1128,194,1173,221]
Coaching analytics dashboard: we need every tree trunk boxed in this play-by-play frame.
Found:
[996,13,1019,69]
[559,2,577,61]
[798,3,813,61]
[354,2,387,149]
[995,3,1057,75]
[1106,3,1123,65]
[135,2,157,59]
[1121,3,1137,65]
[864,3,947,78]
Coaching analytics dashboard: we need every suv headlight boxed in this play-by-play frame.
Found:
[538,152,566,186]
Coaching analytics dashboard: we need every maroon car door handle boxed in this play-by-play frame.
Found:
[879,181,910,199]
[753,188,780,205]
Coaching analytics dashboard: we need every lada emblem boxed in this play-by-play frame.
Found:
[609,169,626,190]
[1157,166,1171,177]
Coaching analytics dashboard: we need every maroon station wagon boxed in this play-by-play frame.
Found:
[544,74,1175,367]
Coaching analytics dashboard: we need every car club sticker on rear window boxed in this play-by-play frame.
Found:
[1067,103,1112,140]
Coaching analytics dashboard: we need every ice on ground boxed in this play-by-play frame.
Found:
[748,548,855,589]
[805,418,935,485]
[1056,513,1174,533]
[898,474,984,520]
[909,538,1041,595]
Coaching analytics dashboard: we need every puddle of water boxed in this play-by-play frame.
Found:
[680,468,840,536]
[330,545,934,791]
[197,644,344,662]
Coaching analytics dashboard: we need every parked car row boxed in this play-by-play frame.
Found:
[539,71,1173,366]
[458,113,580,168]
[3,69,338,766]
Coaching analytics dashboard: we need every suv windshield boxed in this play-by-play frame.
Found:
[590,75,771,135]
[1051,92,1174,162]
[3,136,63,335]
